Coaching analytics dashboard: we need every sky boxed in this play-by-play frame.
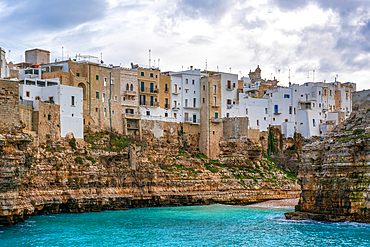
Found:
[0,0,369,90]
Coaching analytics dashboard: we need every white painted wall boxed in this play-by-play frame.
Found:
[220,72,239,118]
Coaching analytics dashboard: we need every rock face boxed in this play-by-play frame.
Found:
[286,109,370,223]
[0,129,300,226]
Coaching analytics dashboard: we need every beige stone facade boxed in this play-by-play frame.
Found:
[33,101,61,144]
[0,79,19,128]
[138,68,159,107]
[25,48,50,65]
[159,74,171,110]
[199,74,223,159]
[19,104,33,130]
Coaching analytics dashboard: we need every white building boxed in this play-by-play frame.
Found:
[18,68,84,139]
[238,81,356,138]
[0,47,10,78]
[169,68,202,124]
[220,72,239,118]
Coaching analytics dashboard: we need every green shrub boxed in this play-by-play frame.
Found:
[85,156,96,164]
[74,156,83,164]
[69,138,77,149]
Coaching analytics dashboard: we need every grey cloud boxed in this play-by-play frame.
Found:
[188,35,212,45]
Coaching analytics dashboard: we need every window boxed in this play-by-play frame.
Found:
[104,108,107,117]
[141,81,145,92]
[130,84,133,91]
[346,92,348,100]
[49,96,54,102]
[35,96,40,100]
[165,112,168,117]
[185,99,188,107]
[273,118,275,121]
[313,119,316,127]
[194,91,196,94]
[257,120,259,126]
[215,112,219,118]
[312,91,316,98]
[48,115,51,121]
[186,79,188,84]
[111,78,114,84]
[274,105,278,114]
[233,83,236,88]
[319,103,321,108]
[289,106,292,114]
[203,98,205,103]
[96,92,99,99]
[193,98,196,107]
[165,84,168,92]
[227,99,232,105]
[213,85,216,94]
[114,96,117,101]
[319,91,321,95]
[284,94,290,98]
[227,80,231,89]
[26,91,30,97]
[203,85,205,91]
[214,97,217,106]
[313,103,315,107]
[301,95,303,97]
[330,90,332,96]
[246,108,248,115]
[126,84,129,90]
[112,111,115,115]
[104,77,107,86]
[265,108,268,114]
[150,73,153,77]
[76,73,80,77]
[192,79,195,85]
[102,93,105,102]
[71,96,75,106]
[146,111,150,116]
[300,122,303,125]
[96,75,99,80]
[227,113,230,118]
[141,72,144,76]
[264,117,266,120]
[95,108,98,112]
[294,107,296,114]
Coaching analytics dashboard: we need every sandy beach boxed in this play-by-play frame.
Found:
[245,198,299,209]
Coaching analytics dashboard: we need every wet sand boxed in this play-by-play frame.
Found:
[245,198,299,209]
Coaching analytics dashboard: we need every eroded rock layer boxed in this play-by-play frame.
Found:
[0,129,299,226]
[286,109,370,223]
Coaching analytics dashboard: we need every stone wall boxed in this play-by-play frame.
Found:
[19,104,33,130]
[34,101,61,144]
[223,117,248,140]
[352,89,370,110]
[0,79,19,128]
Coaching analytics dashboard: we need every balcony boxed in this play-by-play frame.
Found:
[274,110,281,115]
[140,101,159,107]
[211,104,220,108]
[211,118,222,123]
[123,90,137,96]
[172,107,180,111]
[227,104,233,109]
[184,118,200,124]
[184,105,199,109]
[172,90,180,95]
[121,100,137,106]
[123,113,141,119]
[226,86,234,91]
[139,87,159,94]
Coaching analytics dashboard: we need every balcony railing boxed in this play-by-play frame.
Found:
[184,105,199,109]
[123,113,141,119]
[139,101,159,107]
[123,90,137,95]
[172,90,180,95]
[184,118,200,124]
[211,118,222,123]
[121,100,137,106]
[139,87,159,94]
[172,107,180,110]
[164,104,170,109]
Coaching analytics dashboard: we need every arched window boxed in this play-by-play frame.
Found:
[78,83,87,100]
[126,84,129,90]
[35,96,40,100]
[130,84,133,91]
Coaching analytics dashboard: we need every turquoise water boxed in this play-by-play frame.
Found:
[1,204,370,246]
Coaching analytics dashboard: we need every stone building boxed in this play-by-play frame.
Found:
[0,79,19,128]
[25,48,50,65]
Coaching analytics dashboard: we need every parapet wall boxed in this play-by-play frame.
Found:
[0,79,19,128]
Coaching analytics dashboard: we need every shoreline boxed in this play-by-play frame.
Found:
[244,198,299,209]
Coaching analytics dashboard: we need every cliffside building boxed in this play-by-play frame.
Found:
[0,47,10,79]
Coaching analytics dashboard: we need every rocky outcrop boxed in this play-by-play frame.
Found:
[286,109,370,223]
[0,129,300,226]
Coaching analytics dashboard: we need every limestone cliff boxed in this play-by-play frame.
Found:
[286,109,370,223]
[0,128,299,226]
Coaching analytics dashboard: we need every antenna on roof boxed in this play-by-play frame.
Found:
[158,58,160,69]
[154,60,156,68]
[313,70,315,82]
[8,50,11,62]
[149,49,151,67]
[205,59,207,71]
[288,69,291,83]
[217,66,219,72]
[307,70,309,81]
[62,47,64,61]
[229,67,231,73]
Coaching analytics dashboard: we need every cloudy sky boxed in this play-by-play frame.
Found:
[1,0,369,90]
